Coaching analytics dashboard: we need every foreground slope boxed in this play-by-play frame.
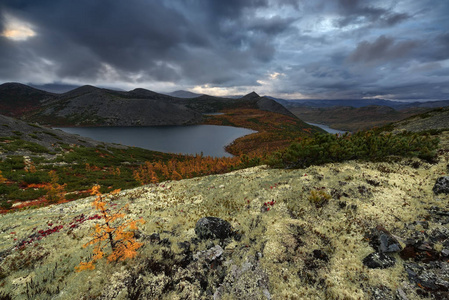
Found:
[1,131,448,299]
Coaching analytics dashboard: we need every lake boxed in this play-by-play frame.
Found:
[55,125,256,157]
[305,122,348,134]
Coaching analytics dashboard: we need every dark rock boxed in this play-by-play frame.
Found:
[159,238,171,246]
[195,217,233,240]
[379,233,402,253]
[338,201,347,209]
[400,239,440,263]
[362,252,396,269]
[400,245,417,260]
[312,249,329,262]
[367,226,402,253]
[149,233,160,243]
[433,176,449,194]
[177,241,191,253]
[404,262,449,292]
[369,285,394,300]
[441,249,449,257]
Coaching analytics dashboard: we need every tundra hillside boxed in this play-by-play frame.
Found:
[1,104,449,299]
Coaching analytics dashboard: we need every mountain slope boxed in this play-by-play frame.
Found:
[0,83,55,117]
[24,86,203,126]
[390,106,449,132]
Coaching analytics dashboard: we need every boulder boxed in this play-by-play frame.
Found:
[433,176,449,194]
[195,217,233,240]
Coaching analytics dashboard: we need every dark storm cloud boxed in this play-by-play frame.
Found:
[348,35,419,63]
[0,0,448,99]
[0,0,299,87]
[335,0,411,28]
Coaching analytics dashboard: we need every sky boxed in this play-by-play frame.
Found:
[0,0,448,100]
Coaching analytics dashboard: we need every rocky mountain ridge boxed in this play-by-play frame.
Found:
[0,83,296,127]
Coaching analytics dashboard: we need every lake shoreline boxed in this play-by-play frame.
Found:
[55,125,256,157]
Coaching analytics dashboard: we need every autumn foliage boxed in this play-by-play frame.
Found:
[133,153,261,185]
[76,185,144,272]
[44,170,66,203]
[0,170,6,184]
[204,108,321,155]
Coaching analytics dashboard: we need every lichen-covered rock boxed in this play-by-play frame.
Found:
[433,176,449,194]
[214,259,271,300]
[362,252,396,269]
[195,217,233,240]
[193,245,223,262]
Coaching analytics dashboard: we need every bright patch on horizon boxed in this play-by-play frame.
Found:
[1,14,36,41]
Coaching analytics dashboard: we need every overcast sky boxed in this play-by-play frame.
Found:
[0,0,448,100]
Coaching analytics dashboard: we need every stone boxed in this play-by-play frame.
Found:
[379,233,402,253]
[432,176,449,194]
[193,245,223,262]
[214,258,271,300]
[195,217,233,240]
[362,252,396,269]
[367,226,402,253]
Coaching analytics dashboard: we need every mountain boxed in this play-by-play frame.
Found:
[270,97,449,109]
[26,85,203,126]
[0,82,55,117]
[289,105,430,132]
[0,83,297,127]
[167,90,203,98]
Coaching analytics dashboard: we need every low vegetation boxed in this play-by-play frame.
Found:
[1,107,442,214]
[267,130,440,169]
[204,108,324,154]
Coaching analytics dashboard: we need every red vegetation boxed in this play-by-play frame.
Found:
[203,108,320,155]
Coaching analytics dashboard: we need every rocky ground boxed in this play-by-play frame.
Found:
[0,114,126,152]
[392,107,449,133]
[1,131,448,299]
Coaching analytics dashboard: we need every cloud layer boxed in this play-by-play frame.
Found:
[0,0,448,99]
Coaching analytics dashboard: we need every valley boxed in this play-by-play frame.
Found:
[1,83,449,299]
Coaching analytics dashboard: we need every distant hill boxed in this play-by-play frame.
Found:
[0,82,55,117]
[270,97,449,109]
[0,83,297,126]
[167,90,203,98]
[290,105,430,132]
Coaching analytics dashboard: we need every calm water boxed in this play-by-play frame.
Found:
[55,125,256,157]
[306,122,348,134]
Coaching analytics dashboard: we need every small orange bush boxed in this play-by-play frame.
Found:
[76,185,144,272]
